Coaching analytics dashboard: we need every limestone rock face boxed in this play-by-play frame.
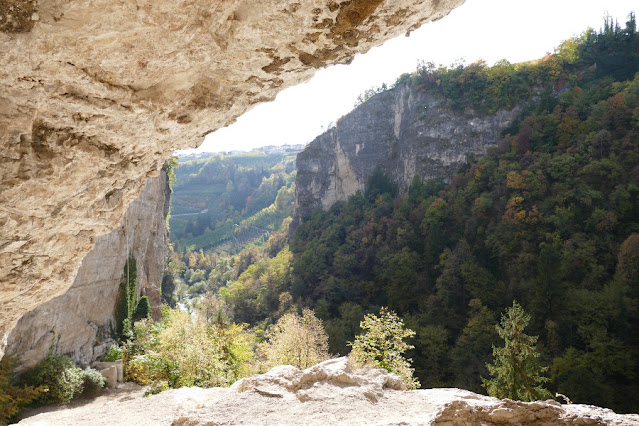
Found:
[17,357,639,425]
[294,82,521,226]
[0,0,465,357]
[5,171,169,371]
[231,357,406,402]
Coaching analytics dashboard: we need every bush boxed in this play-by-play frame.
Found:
[26,353,105,405]
[349,307,420,390]
[132,296,151,323]
[80,369,106,398]
[258,308,330,370]
[28,354,84,404]
[123,308,254,391]
[0,355,46,425]
[103,344,122,362]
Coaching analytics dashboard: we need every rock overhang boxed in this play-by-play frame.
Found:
[0,0,465,357]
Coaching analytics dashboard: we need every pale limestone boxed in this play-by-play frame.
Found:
[0,0,465,358]
[94,361,123,385]
[17,358,639,425]
[4,172,169,371]
[98,365,117,388]
[294,79,521,227]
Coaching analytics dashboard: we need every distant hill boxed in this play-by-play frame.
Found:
[169,146,301,253]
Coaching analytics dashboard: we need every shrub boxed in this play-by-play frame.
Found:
[132,296,151,323]
[103,344,122,362]
[26,353,106,405]
[28,353,84,404]
[349,307,420,390]
[123,308,254,391]
[258,308,330,370]
[0,355,46,425]
[80,369,106,398]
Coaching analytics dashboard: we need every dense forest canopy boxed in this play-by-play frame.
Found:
[163,15,639,413]
[289,14,639,412]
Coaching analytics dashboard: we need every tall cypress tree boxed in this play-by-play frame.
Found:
[114,255,137,340]
[482,301,551,401]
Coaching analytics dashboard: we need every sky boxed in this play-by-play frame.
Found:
[180,0,637,155]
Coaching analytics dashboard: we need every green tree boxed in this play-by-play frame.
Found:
[114,255,137,340]
[258,308,330,370]
[451,299,497,393]
[349,307,419,390]
[132,296,151,323]
[482,301,551,401]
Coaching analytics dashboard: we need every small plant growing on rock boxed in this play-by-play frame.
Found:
[349,307,420,390]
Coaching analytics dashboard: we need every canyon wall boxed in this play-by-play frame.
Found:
[294,81,521,225]
[0,0,465,357]
[5,170,170,371]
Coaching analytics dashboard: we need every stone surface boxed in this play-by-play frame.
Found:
[231,357,406,402]
[4,171,169,371]
[98,365,117,388]
[94,361,123,386]
[294,81,521,227]
[17,358,639,425]
[0,0,465,359]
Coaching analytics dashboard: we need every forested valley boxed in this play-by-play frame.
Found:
[163,147,299,303]
[162,16,639,413]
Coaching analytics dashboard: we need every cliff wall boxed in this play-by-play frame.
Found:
[294,82,521,224]
[5,170,170,371]
[0,0,465,357]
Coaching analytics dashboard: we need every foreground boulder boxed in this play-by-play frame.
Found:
[18,358,639,425]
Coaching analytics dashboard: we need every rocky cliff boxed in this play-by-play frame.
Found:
[0,0,466,357]
[5,170,170,372]
[294,82,521,225]
[17,358,639,425]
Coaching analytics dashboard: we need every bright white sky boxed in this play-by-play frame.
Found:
[181,0,637,154]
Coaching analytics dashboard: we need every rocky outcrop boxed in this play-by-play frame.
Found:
[17,358,639,425]
[294,82,521,226]
[5,170,170,372]
[231,357,406,402]
[0,0,466,358]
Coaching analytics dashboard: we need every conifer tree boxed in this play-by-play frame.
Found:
[482,301,550,401]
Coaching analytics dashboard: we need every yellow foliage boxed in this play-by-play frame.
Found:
[258,308,330,371]
[506,171,528,190]
[124,308,254,390]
